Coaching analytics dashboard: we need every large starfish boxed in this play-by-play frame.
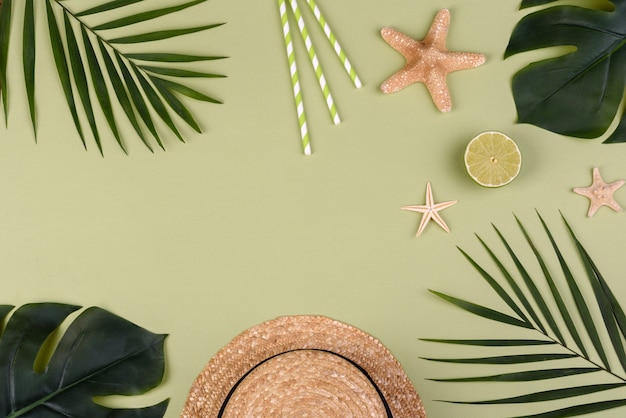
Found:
[380,9,485,112]
[573,167,625,217]
[402,182,457,237]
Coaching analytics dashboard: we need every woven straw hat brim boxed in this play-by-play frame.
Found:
[181,315,426,418]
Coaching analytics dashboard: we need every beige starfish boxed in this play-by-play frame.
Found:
[402,182,457,237]
[380,9,486,112]
[573,167,625,217]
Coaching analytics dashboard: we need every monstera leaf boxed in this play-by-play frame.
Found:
[0,0,226,154]
[424,213,626,417]
[505,0,626,143]
[0,303,168,418]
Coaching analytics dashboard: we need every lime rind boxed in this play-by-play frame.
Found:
[464,131,522,187]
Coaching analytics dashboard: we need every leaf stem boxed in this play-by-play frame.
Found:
[51,0,149,88]
[533,323,626,384]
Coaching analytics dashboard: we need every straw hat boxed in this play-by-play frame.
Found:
[181,315,426,417]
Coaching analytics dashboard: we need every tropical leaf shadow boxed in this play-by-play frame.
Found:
[424,212,626,417]
[0,0,226,154]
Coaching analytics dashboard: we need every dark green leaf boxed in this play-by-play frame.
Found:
[45,0,85,148]
[77,0,145,17]
[109,23,224,44]
[132,66,184,142]
[94,0,206,30]
[476,233,542,331]
[513,399,626,418]
[522,213,588,357]
[126,53,227,62]
[426,213,626,416]
[153,77,222,103]
[562,215,626,374]
[444,383,626,405]
[23,0,35,135]
[420,338,554,347]
[457,246,529,323]
[149,75,201,132]
[81,26,126,154]
[63,11,101,153]
[515,215,582,350]
[140,66,226,78]
[538,212,600,361]
[520,0,560,8]
[429,367,599,382]
[81,26,126,153]
[0,305,14,322]
[505,3,626,142]
[115,52,164,150]
[586,247,626,342]
[422,353,576,364]
[0,0,13,123]
[98,38,152,152]
[0,303,168,418]
[494,223,564,342]
[429,290,532,329]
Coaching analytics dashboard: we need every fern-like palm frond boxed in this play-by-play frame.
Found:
[424,212,626,417]
[0,0,226,154]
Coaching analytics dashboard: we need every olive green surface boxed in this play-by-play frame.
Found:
[2,1,626,417]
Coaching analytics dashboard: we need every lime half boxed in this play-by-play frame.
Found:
[464,131,521,187]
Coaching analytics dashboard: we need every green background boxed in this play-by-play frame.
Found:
[2,0,626,416]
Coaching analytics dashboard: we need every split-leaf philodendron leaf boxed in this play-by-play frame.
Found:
[0,303,169,418]
[505,0,626,143]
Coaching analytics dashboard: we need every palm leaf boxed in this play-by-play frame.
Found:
[46,1,85,147]
[127,53,227,62]
[22,0,35,134]
[1,0,226,154]
[92,0,205,31]
[424,212,626,416]
[0,0,13,123]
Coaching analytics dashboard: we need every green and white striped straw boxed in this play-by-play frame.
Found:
[278,0,311,155]
[303,0,362,88]
[289,0,340,125]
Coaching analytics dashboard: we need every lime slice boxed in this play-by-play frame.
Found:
[464,131,521,187]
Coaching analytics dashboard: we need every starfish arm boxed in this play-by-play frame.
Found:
[381,27,420,59]
[425,182,434,206]
[605,199,623,212]
[381,66,425,93]
[424,9,450,50]
[401,205,428,213]
[415,212,433,237]
[587,202,600,217]
[444,51,486,73]
[424,71,452,112]
[432,200,458,210]
[573,187,592,197]
[591,167,602,182]
[609,179,626,191]
[431,211,451,233]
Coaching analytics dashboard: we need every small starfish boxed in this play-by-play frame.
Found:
[402,182,457,237]
[380,8,485,112]
[573,167,625,217]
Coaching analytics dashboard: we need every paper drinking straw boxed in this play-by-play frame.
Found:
[278,0,311,155]
[303,0,362,88]
[289,0,340,125]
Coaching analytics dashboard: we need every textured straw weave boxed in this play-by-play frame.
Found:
[181,315,426,417]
